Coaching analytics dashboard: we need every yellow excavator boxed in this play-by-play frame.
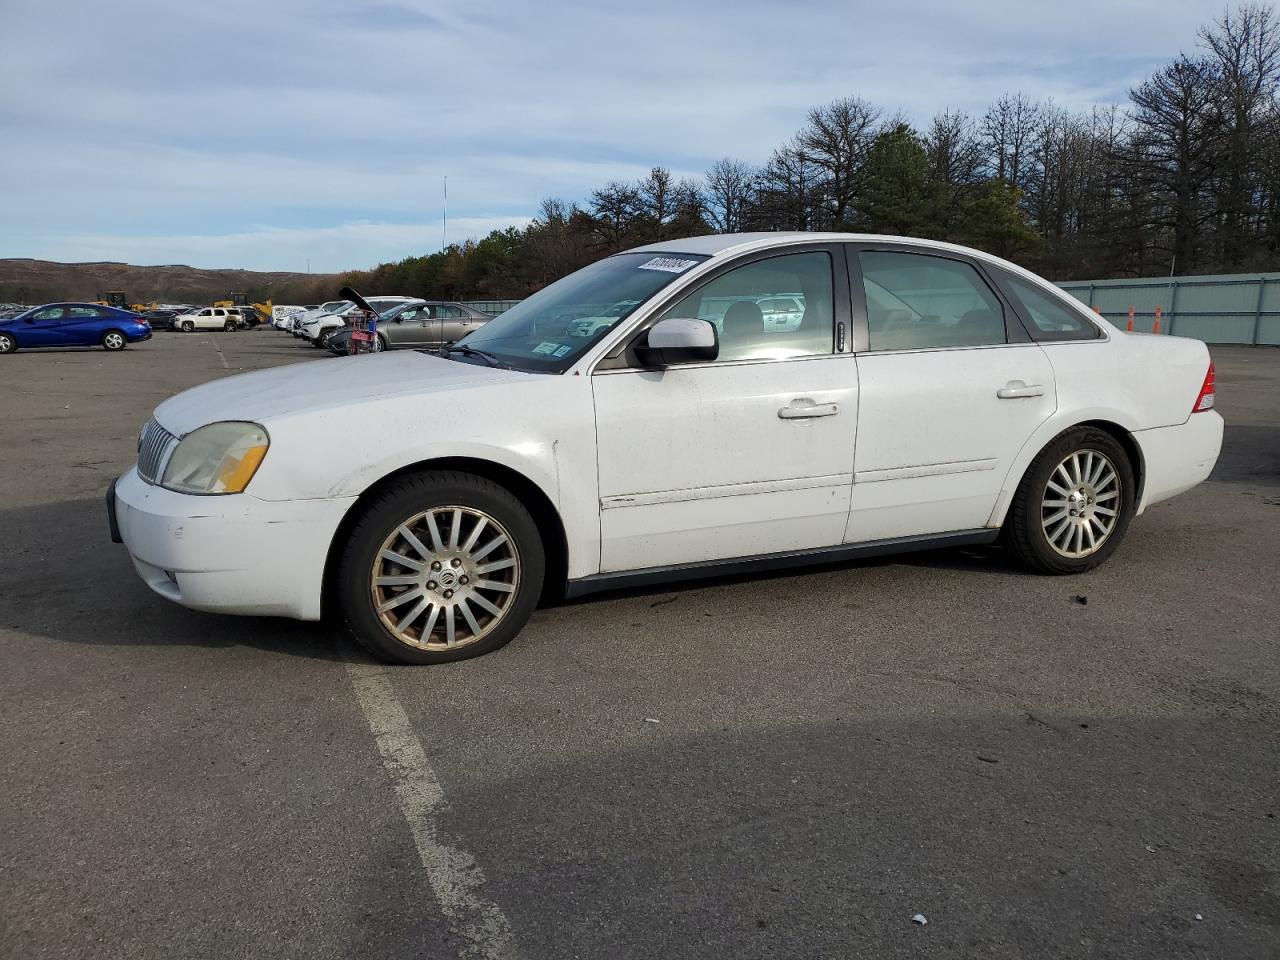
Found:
[93,291,158,313]
[214,292,272,326]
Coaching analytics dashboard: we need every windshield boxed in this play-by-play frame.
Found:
[455,252,707,372]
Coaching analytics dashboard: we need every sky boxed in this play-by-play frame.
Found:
[0,0,1222,273]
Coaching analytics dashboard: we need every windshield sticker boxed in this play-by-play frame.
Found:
[553,344,573,357]
[637,256,699,274]
[532,341,561,355]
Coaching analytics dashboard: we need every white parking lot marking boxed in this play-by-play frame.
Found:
[344,659,516,960]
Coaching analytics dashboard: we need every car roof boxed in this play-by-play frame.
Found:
[625,231,1075,297]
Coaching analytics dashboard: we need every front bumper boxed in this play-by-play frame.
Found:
[109,467,357,620]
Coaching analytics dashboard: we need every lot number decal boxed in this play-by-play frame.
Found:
[638,257,699,273]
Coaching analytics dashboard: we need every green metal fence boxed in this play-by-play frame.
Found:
[1057,272,1280,345]
[459,300,522,315]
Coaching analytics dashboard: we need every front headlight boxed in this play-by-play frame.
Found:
[161,421,270,495]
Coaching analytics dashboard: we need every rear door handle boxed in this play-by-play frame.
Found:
[997,381,1044,399]
[779,398,839,419]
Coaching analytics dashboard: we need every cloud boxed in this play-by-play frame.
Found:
[0,0,1218,270]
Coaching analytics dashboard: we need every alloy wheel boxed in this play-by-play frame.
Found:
[104,332,124,350]
[1041,450,1121,559]
[369,506,520,651]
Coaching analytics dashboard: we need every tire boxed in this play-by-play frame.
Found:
[372,333,387,352]
[334,470,545,665]
[0,332,15,354]
[224,320,236,332]
[101,330,127,351]
[181,320,194,333]
[1004,426,1135,575]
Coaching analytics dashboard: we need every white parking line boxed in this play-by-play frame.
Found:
[344,659,517,960]
[212,341,230,370]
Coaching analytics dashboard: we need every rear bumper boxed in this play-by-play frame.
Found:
[1133,411,1224,512]
[110,467,357,620]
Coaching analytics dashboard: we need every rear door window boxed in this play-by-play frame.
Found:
[859,251,1007,351]
[1002,273,1102,341]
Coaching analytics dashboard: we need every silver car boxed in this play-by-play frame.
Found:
[327,301,493,353]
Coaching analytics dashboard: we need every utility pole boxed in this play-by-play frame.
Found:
[443,175,448,252]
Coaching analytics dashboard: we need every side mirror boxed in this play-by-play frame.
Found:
[634,317,718,368]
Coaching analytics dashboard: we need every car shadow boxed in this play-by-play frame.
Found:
[0,495,346,662]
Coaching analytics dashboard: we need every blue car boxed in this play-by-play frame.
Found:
[0,302,152,354]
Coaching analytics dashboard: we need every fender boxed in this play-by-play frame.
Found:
[986,405,1143,528]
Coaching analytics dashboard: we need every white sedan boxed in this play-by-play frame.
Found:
[108,233,1223,665]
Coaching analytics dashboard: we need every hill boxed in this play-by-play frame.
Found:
[0,259,341,306]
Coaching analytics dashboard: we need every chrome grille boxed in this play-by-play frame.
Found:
[137,418,178,484]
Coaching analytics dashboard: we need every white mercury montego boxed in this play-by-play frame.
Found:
[108,233,1223,665]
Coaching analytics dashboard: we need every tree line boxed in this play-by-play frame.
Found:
[277,4,1280,305]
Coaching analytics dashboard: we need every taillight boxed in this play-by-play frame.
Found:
[1192,361,1215,413]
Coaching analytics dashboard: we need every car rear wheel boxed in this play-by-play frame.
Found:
[334,470,545,664]
[0,332,15,354]
[102,330,127,351]
[181,320,195,333]
[223,320,236,332]
[1005,426,1135,574]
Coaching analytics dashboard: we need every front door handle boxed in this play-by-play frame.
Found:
[997,381,1044,399]
[779,398,839,419]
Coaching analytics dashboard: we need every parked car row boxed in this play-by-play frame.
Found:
[275,297,495,353]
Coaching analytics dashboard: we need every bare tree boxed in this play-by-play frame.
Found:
[982,92,1042,186]
[923,109,983,237]
[793,96,882,227]
[704,158,755,232]
[747,145,822,230]
[589,181,643,250]
[1199,3,1280,265]
[1125,55,1226,274]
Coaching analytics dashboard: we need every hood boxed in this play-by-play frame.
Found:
[153,351,523,435]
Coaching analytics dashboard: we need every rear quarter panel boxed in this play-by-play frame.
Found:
[988,331,1212,526]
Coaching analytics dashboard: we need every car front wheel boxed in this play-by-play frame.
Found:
[181,320,194,332]
[0,332,15,354]
[1005,426,1135,574]
[334,470,545,664]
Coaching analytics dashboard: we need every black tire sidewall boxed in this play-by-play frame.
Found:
[335,471,545,664]
[182,321,194,332]
[1010,427,1136,574]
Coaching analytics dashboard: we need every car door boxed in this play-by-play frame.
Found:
[846,244,1057,543]
[20,307,66,346]
[436,304,473,344]
[388,306,436,347]
[591,246,859,573]
[63,305,104,345]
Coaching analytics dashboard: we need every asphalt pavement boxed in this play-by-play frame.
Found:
[2,329,1277,959]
